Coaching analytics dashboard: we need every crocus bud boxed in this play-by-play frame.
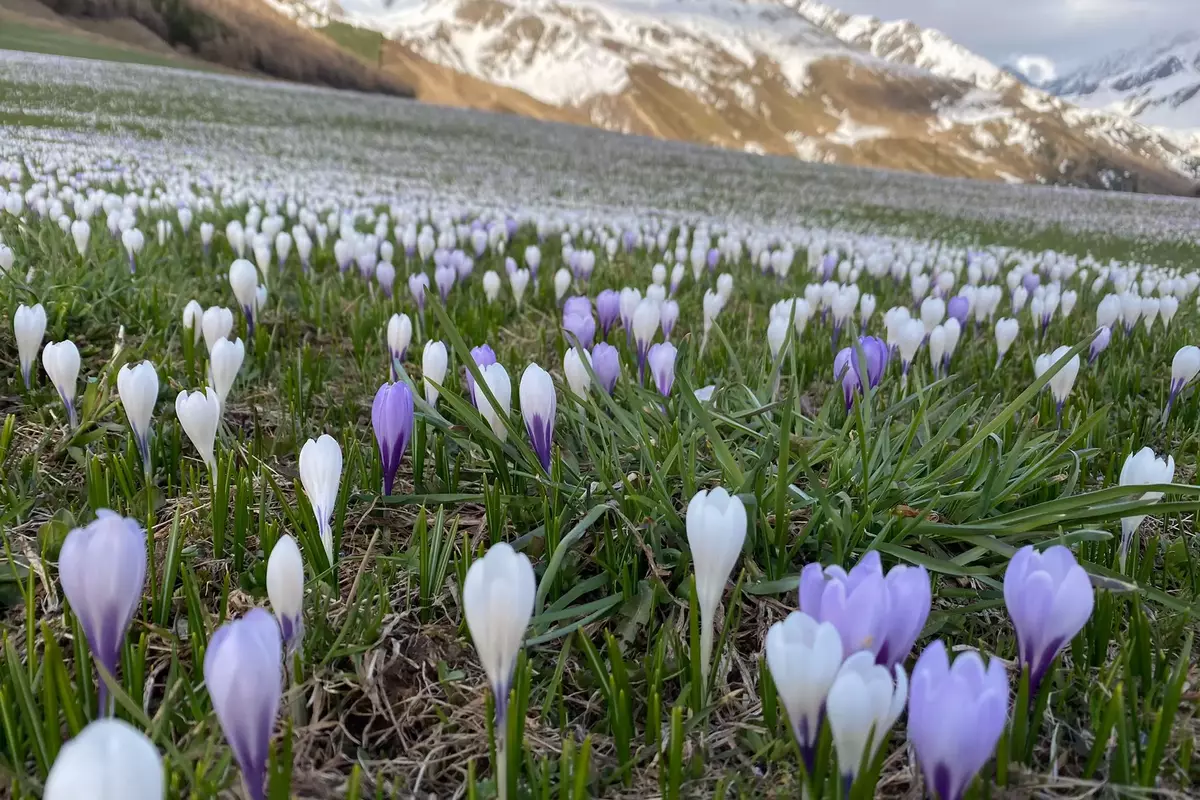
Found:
[1167,345,1200,416]
[647,341,677,397]
[510,268,530,306]
[563,347,591,398]
[204,609,282,800]
[591,342,620,394]
[1004,545,1093,690]
[651,263,667,285]
[994,317,1018,368]
[765,612,844,771]
[860,293,877,330]
[1089,325,1111,364]
[59,510,147,712]
[408,272,429,312]
[14,302,46,389]
[473,362,512,442]
[182,300,203,345]
[563,310,596,349]
[482,270,501,303]
[44,719,164,800]
[208,337,245,413]
[633,298,661,381]
[827,651,907,792]
[175,387,219,474]
[669,263,685,295]
[928,325,946,376]
[372,382,414,496]
[554,268,571,302]
[619,287,642,342]
[716,273,733,301]
[228,259,259,336]
[686,487,746,691]
[1042,345,1080,421]
[464,344,497,402]
[909,641,1008,800]
[386,313,412,381]
[1117,446,1174,568]
[435,264,455,302]
[267,534,304,654]
[596,289,621,337]
[897,319,924,379]
[767,316,788,361]
[117,360,159,472]
[121,228,143,272]
[71,219,90,256]
[1160,295,1179,328]
[300,434,342,562]
[202,306,234,356]
[43,340,81,427]
[519,364,557,471]
[422,340,448,406]
[464,542,535,726]
[376,262,396,298]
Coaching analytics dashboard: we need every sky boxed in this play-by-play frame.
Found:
[833,0,1192,75]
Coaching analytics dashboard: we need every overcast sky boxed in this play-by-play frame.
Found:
[833,0,1190,75]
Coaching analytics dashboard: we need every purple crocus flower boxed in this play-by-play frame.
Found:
[833,336,889,409]
[877,562,931,670]
[563,311,596,349]
[661,300,679,339]
[798,554,888,659]
[464,344,497,405]
[408,273,429,315]
[204,609,283,800]
[706,248,720,272]
[647,342,677,397]
[1089,325,1111,365]
[506,217,518,238]
[372,382,414,496]
[591,342,620,394]
[505,256,517,275]
[623,230,636,252]
[433,249,449,270]
[821,253,837,281]
[435,265,456,303]
[1003,545,1093,690]
[596,289,621,338]
[519,364,556,472]
[1022,272,1040,294]
[947,295,970,326]
[58,510,147,714]
[909,640,1008,800]
[563,295,591,320]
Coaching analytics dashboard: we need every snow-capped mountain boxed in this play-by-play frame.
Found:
[296,0,1200,192]
[1042,32,1200,143]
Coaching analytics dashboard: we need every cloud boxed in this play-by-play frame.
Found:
[1014,55,1057,83]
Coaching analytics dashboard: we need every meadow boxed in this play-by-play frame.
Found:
[0,51,1198,799]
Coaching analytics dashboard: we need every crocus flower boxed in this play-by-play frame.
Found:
[563,347,591,398]
[896,319,924,383]
[204,609,282,800]
[591,342,620,394]
[117,361,159,473]
[519,364,556,471]
[266,534,304,655]
[554,268,571,302]
[1089,325,1112,365]
[182,300,204,345]
[435,264,456,303]
[563,295,591,320]
[300,434,342,562]
[43,340,81,427]
[409,273,430,318]
[1041,345,1080,424]
[632,298,660,381]
[946,295,969,325]
[482,270,501,303]
[619,287,642,345]
[929,325,947,377]
[563,311,596,349]
[660,299,680,339]
[14,302,46,389]
[1117,447,1175,568]
[767,316,789,361]
[908,641,1008,800]
[596,289,621,337]
[59,510,146,713]
[229,259,259,336]
[71,219,90,256]
[376,262,396,298]
[464,344,497,404]
[372,382,414,496]
[121,229,143,273]
[387,313,413,381]
[669,263,684,295]
[510,268,530,306]
[464,542,535,727]
[1166,345,1200,418]
[994,317,1018,368]
[798,554,888,660]
[765,612,844,772]
[686,487,747,691]
[209,337,245,413]
[175,388,219,475]
[1004,545,1093,690]
[44,719,164,800]
[202,306,234,356]
[827,651,907,793]
[647,342,677,397]
[473,362,513,442]
[422,340,448,406]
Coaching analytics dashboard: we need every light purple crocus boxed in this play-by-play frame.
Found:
[1022,273,1040,294]
[435,265,455,303]
[821,253,837,281]
[372,382,414,497]
[563,311,596,349]
[58,510,147,714]
[908,640,1008,800]
[833,336,889,410]
[877,561,931,670]
[706,248,720,273]
[647,342,677,397]
[798,553,889,659]
[1089,325,1111,365]
[947,295,970,326]
[376,263,395,298]
[592,342,620,394]
[661,300,679,339]
[464,344,497,405]
[623,230,636,252]
[596,290,621,338]
[564,296,591,319]
[408,273,429,316]
[505,256,517,275]
[519,364,556,472]
[1003,545,1093,690]
[204,608,283,800]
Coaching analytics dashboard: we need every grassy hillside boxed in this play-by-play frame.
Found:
[14,0,412,95]
[320,18,384,65]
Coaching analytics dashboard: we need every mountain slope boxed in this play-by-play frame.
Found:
[1042,32,1200,138]
[316,0,1198,193]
